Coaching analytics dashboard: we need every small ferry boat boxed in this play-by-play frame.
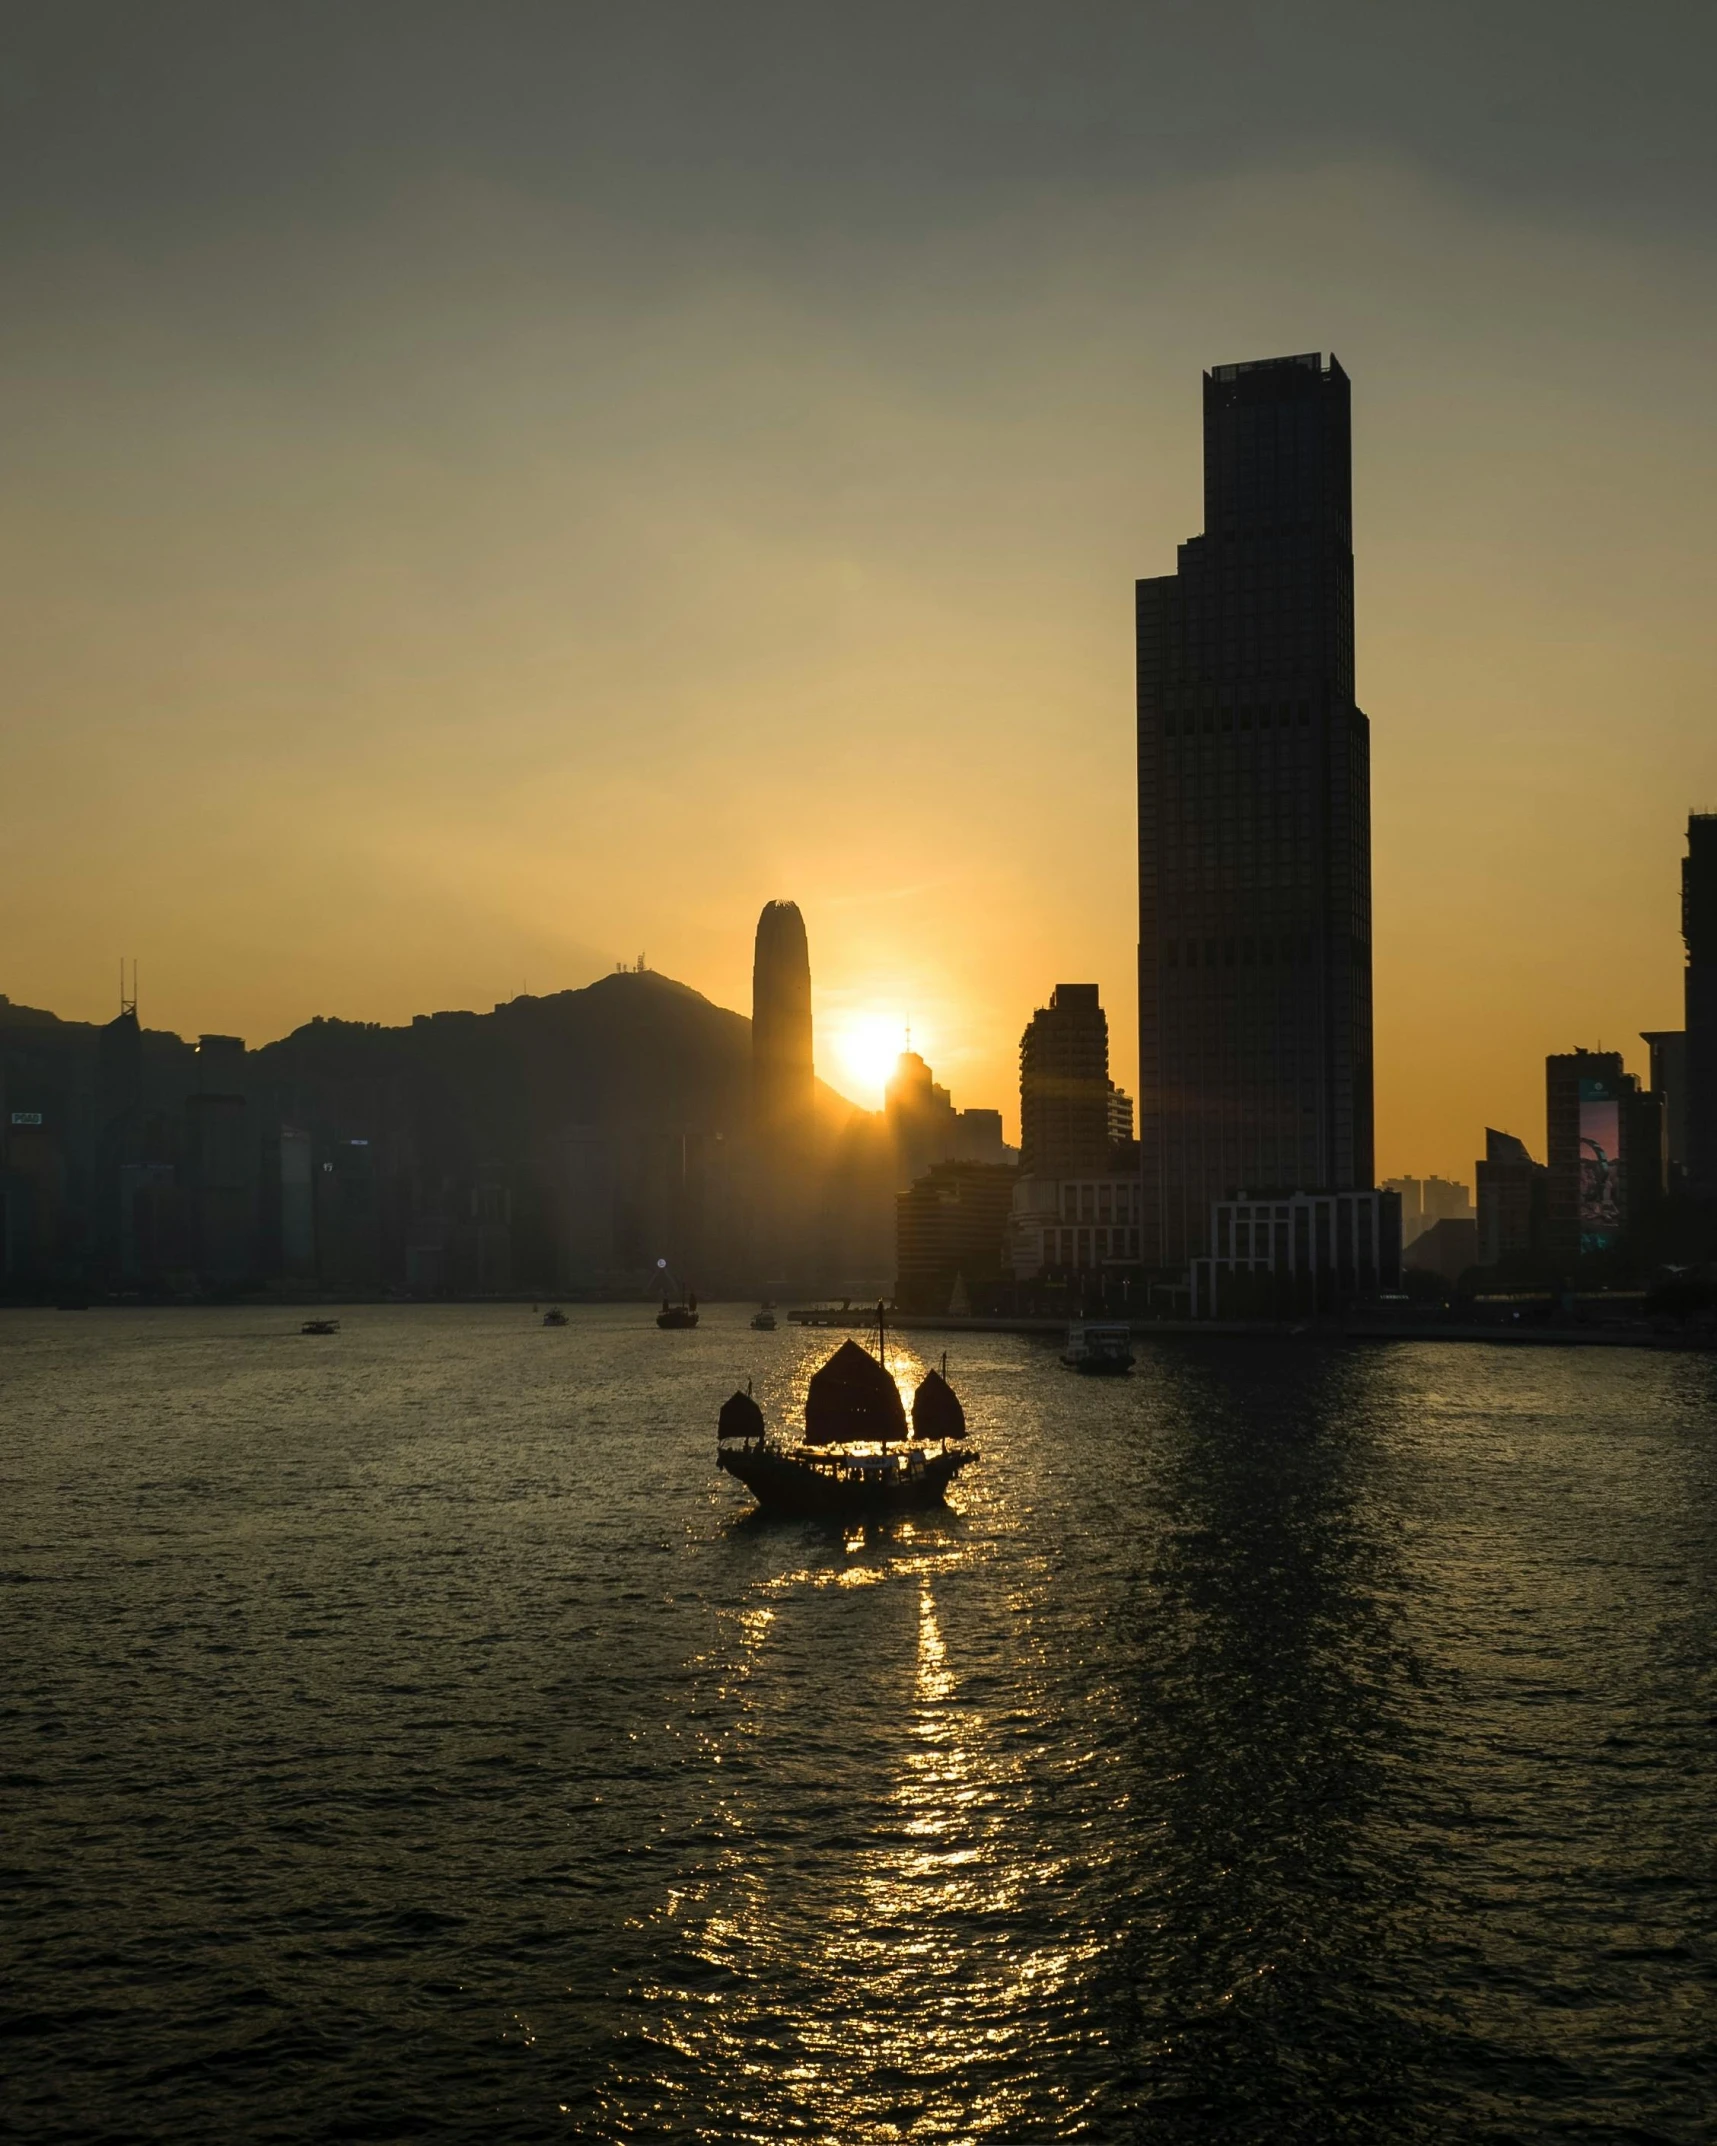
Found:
[301,1317,340,1336]
[750,1304,778,1331]
[1061,1321,1134,1374]
[541,1306,568,1327]
[717,1318,975,1518]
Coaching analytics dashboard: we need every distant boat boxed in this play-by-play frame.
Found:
[658,1294,699,1329]
[301,1317,340,1336]
[717,1309,975,1517]
[1061,1321,1134,1374]
[542,1306,568,1327]
[750,1304,777,1331]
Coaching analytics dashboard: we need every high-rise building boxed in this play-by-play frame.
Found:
[1545,1049,1664,1261]
[751,900,813,1154]
[1475,1129,1547,1268]
[885,1050,1005,1184]
[1639,1030,1686,1183]
[1136,353,1373,1267]
[1010,984,1141,1289]
[1682,815,1717,1200]
[1019,985,1113,1177]
[886,1049,955,1186]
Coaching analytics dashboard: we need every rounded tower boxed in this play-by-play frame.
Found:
[752,899,813,1152]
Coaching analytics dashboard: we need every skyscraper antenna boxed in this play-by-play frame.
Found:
[119,959,137,1019]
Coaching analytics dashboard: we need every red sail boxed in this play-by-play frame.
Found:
[803,1340,907,1445]
[911,1368,966,1441]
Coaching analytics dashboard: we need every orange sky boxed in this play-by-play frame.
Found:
[2,13,1713,1179]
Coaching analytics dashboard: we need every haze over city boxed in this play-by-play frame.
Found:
[2,4,1714,1178]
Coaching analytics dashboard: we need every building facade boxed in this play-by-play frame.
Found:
[752,899,813,1153]
[1545,1049,1665,1261]
[1683,815,1717,1201]
[894,1160,1018,1312]
[1009,1172,1143,1280]
[885,1051,1007,1187]
[1189,1186,1400,1317]
[1639,1029,1686,1186]
[1475,1128,1547,1267]
[1137,353,1374,1267]
[1019,985,1113,1178]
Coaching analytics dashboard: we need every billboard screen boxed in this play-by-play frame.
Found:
[1577,1079,1622,1245]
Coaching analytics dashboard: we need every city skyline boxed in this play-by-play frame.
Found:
[2,9,1714,1180]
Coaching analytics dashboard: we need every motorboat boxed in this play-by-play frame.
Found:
[301,1317,341,1336]
[1060,1321,1135,1374]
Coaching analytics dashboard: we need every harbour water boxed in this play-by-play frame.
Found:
[3,1305,1714,2142]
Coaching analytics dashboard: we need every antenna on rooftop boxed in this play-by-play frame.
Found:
[119,959,137,1019]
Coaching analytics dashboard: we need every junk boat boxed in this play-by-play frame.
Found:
[1061,1320,1135,1374]
[654,1258,699,1328]
[301,1317,340,1336]
[717,1315,974,1518]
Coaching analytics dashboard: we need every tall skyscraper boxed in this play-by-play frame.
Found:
[751,899,813,1153]
[1136,353,1373,1266]
[1683,815,1717,1201]
[1019,985,1112,1177]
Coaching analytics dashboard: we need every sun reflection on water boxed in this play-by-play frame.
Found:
[605,1504,1112,2143]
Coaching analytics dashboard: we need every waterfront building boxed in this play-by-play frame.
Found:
[894,1159,1019,1313]
[1189,1186,1400,1317]
[1475,1129,1547,1267]
[1009,1171,1143,1280]
[1137,353,1374,1267]
[1682,814,1717,1200]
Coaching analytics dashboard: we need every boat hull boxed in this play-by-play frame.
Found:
[1060,1355,1134,1374]
[719,1444,972,1517]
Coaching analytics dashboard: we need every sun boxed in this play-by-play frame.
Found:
[827,1013,909,1108]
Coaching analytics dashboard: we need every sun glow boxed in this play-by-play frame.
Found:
[827,1013,910,1108]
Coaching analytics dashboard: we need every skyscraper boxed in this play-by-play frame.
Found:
[1019,985,1112,1178]
[751,899,813,1154]
[1683,815,1717,1201]
[1136,354,1373,1266]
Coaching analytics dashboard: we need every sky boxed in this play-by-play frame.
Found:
[1,1,1713,1172]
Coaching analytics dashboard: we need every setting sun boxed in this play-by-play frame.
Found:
[825,1013,910,1109]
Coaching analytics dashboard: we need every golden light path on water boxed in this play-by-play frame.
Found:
[5,1308,1716,2142]
[609,1337,1120,2142]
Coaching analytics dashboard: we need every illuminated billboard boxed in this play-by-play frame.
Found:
[1577,1077,1622,1249]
